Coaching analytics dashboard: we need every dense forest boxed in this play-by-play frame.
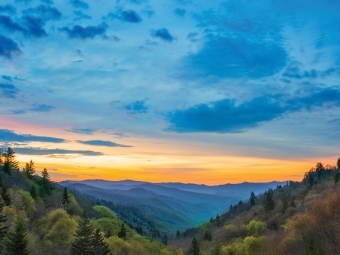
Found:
[170,158,340,255]
[0,147,339,255]
[0,147,184,255]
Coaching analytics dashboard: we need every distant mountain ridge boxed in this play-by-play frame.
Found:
[60,179,286,230]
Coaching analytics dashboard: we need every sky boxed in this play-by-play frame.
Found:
[0,0,339,184]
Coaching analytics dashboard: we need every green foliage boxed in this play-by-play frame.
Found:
[92,229,112,255]
[203,230,212,241]
[37,208,77,252]
[71,211,95,255]
[15,190,36,219]
[39,168,53,196]
[0,178,11,206]
[187,237,200,255]
[211,240,222,255]
[4,218,29,255]
[306,239,324,255]
[246,220,267,237]
[0,200,9,244]
[62,187,70,206]
[118,224,127,239]
[244,236,267,255]
[29,186,37,200]
[93,206,118,219]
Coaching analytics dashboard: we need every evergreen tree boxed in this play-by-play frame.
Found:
[263,189,275,213]
[162,233,168,245]
[118,224,126,239]
[39,168,53,195]
[0,185,11,206]
[187,237,200,255]
[23,160,35,179]
[249,191,256,206]
[203,231,212,241]
[290,198,296,208]
[30,186,37,200]
[281,196,289,213]
[92,229,111,255]
[0,201,8,244]
[71,211,95,255]
[176,230,180,239]
[309,174,315,187]
[337,157,340,169]
[62,187,70,206]
[2,148,18,175]
[4,218,29,255]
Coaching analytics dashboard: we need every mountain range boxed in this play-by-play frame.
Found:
[60,180,285,231]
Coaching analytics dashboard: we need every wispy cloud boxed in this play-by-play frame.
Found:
[60,23,108,39]
[77,140,131,147]
[0,36,21,58]
[13,147,103,156]
[0,129,65,143]
[151,28,174,42]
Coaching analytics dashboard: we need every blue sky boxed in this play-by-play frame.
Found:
[0,0,339,183]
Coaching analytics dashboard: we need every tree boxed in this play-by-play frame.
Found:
[203,230,212,241]
[30,186,37,199]
[263,189,275,213]
[117,223,126,239]
[249,191,256,206]
[0,184,11,206]
[71,211,95,255]
[309,174,315,187]
[39,168,53,195]
[0,201,8,244]
[176,230,180,239]
[92,229,111,255]
[23,160,35,179]
[4,218,29,255]
[2,147,18,175]
[337,157,340,169]
[335,172,340,184]
[62,187,70,206]
[187,237,200,255]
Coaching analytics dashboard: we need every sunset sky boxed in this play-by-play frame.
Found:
[0,0,339,184]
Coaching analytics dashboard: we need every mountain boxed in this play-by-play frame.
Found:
[60,180,285,230]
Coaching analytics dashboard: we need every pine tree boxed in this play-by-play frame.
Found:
[23,160,35,179]
[335,172,340,184]
[62,187,70,206]
[71,211,95,255]
[0,185,11,206]
[118,224,126,239]
[176,230,180,239]
[30,186,37,200]
[187,237,200,255]
[263,189,275,213]
[40,168,53,195]
[0,201,8,244]
[92,229,111,255]
[249,191,256,206]
[2,147,18,175]
[4,218,29,255]
[337,157,340,169]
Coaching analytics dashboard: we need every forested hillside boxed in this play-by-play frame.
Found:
[0,147,184,255]
[170,158,340,255]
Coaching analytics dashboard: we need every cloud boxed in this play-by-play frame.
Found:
[166,87,340,133]
[124,100,148,114]
[22,5,62,21]
[69,0,89,9]
[2,75,11,81]
[30,104,55,112]
[0,15,26,33]
[174,8,186,17]
[77,140,131,147]
[73,10,91,20]
[0,129,65,143]
[0,5,16,15]
[21,15,47,37]
[0,83,18,98]
[151,28,174,42]
[185,35,286,79]
[109,10,142,23]
[60,23,108,39]
[40,0,53,4]
[0,35,21,58]
[66,128,96,134]
[13,147,103,156]
[15,0,32,3]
